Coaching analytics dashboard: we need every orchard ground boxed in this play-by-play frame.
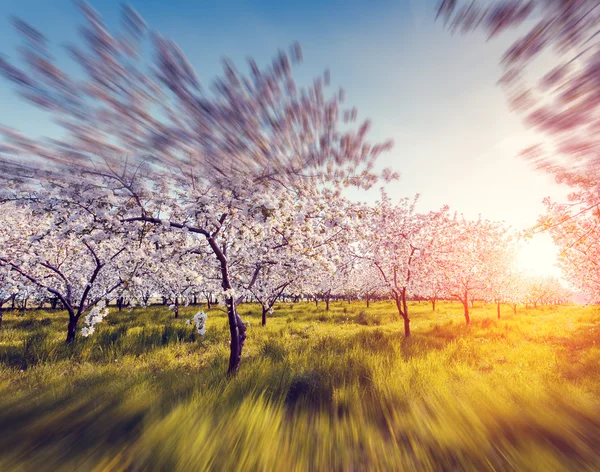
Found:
[0,301,599,471]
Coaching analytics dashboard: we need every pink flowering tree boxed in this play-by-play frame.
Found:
[481,235,519,318]
[524,274,572,307]
[439,217,513,324]
[358,191,455,336]
[438,1,600,310]
[536,189,600,302]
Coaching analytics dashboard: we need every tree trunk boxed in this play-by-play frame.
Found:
[393,293,411,337]
[226,296,246,375]
[261,305,267,326]
[314,298,318,308]
[497,301,501,319]
[207,237,246,376]
[513,304,517,314]
[325,291,331,312]
[66,312,78,343]
[206,295,212,310]
[174,297,179,318]
[401,289,410,337]
[117,297,123,312]
[431,299,436,311]
[462,293,470,325]
[51,297,58,310]
[0,303,3,328]
[402,314,410,337]
[366,292,370,308]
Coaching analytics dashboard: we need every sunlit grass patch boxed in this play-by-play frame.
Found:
[0,301,599,470]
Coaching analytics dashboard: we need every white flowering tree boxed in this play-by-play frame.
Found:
[0,3,395,374]
[346,260,386,308]
[0,269,21,327]
[249,264,297,326]
[0,197,146,342]
[145,247,204,318]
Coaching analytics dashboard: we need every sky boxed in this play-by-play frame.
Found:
[0,0,569,278]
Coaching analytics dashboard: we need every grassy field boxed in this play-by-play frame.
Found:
[0,300,599,471]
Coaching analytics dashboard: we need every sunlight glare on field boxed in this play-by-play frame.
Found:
[517,233,562,277]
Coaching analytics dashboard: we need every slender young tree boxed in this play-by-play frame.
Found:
[359,191,454,336]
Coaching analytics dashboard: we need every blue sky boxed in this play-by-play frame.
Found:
[0,0,567,275]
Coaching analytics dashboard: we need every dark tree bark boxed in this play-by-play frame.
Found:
[325,290,331,312]
[174,297,179,318]
[66,310,79,343]
[393,292,411,337]
[206,236,245,376]
[366,292,370,308]
[261,305,267,326]
[21,297,28,315]
[431,298,436,311]
[462,292,470,325]
[51,297,58,310]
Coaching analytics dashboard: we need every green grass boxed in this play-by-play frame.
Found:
[0,301,599,471]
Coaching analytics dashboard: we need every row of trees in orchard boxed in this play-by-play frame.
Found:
[0,188,571,338]
[435,0,600,307]
[0,2,572,375]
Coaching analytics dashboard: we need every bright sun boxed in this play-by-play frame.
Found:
[516,233,562,278]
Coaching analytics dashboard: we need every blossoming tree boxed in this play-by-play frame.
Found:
[0,2,395,374]
[358,191,455,336]
[0,198,146,342]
